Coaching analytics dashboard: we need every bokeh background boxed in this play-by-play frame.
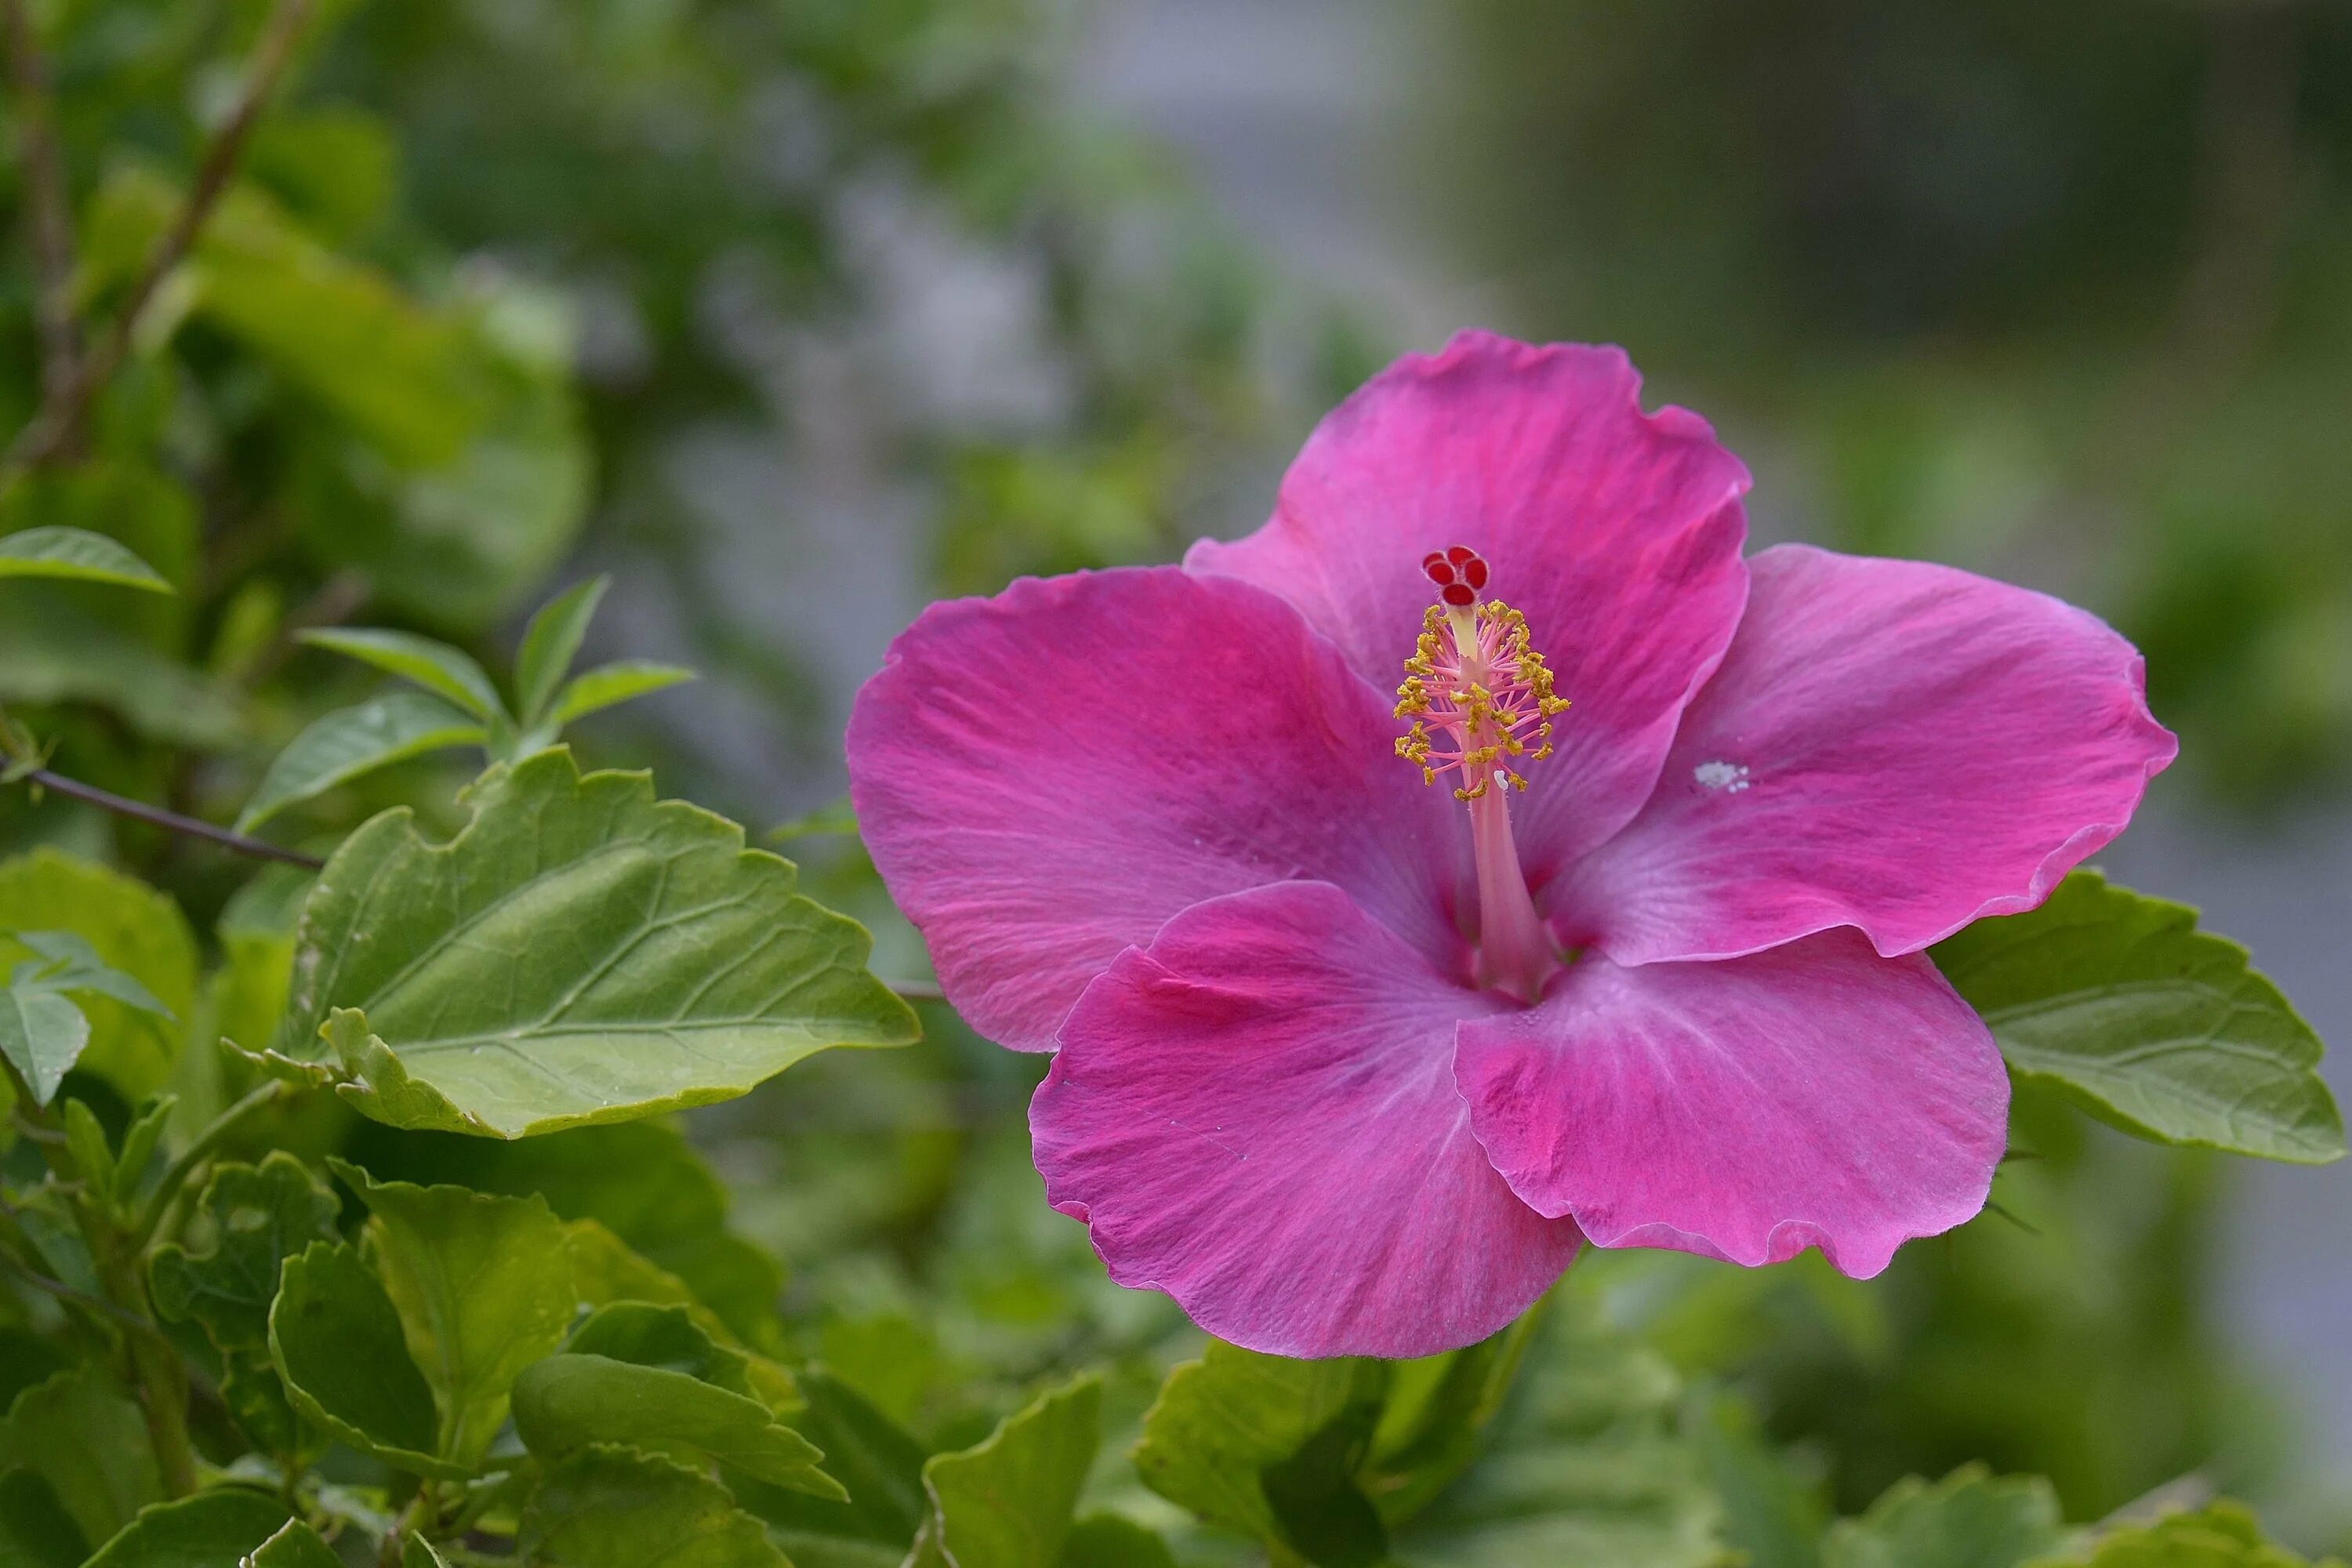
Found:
[8,0,2350,1555]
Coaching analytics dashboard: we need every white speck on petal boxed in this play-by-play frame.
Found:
[1694,760,1751,793]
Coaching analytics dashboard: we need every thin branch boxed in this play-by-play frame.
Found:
[0,1248,149,1333]
[0,0,314,486]
[20,766,322,868]
[886,978,945,1003]
[2,0,79,401]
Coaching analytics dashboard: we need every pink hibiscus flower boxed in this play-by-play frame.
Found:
[846,332,2176,1359]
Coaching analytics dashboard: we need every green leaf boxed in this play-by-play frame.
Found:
[1363,1302,1552,1525]
[520,1445,788,1567]
[0,1370,162,1550]
[561,1221,797,1412]
[517,576,612,725]
[2026,1501,2345,1566]
[237,691,487,833]
[549,660,697,728]
[404,1535,455,1568]
[10,930,172,1016]
[1824,1467,2069,1568]
[1394,1297,1724,1567]
[242,1517,342,1566]
[0,985,87,1105]
[561,1302,762,1399]
[297,628,506,722]
[151,1153,340,1352]
[344,1120,786,1349]
[908,1376,1101,1568]
[269,1240,451,1478]
[737,1367,930,1565]
[514,1353,841,1495]
[0,527,170,591]
[333,1159,576,1466]
[1933,870,2345,1163]
[1060,1514,1179,1568]
[211,869,310,1059]
[79,1489,294,1568]
[1134,1341,1389,1558]
[0,851,198,1100]
[1686,1392,1828,1568]
[278,750,918,1138]
[61,1097,115,1194]
[0,1468,88,1568]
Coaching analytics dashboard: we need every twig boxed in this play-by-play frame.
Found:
[886,978,946,1002]
[20,766,323,868]
[0,1248,149,1333]
[2,0,79,401]
[0,0,314,486]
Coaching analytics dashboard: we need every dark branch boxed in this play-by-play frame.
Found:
[21,767,322,869]
[2,0,80,402]
[0,0,314,485]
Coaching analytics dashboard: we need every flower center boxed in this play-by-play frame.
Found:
[1394,546,1570,1003]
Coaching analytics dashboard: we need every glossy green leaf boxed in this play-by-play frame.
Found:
[297,628,506,721]
[237,691,487,832]
[908,1376,1100,1568]
[1934,871,2345,1163]
[0,527,170,591]
[242,1517,342,1566]
[513,1353,840,1494]
[269,1240,451,1478]
[79,1489,294,1568]
[549,660,697,727]
[278,750,917,1138]
[404,1535,455,1568]
[1060,1514,1179,1568]
[517,575,611,724]
[0,1467,88,1568]
[1134,1341,1389,1558]
[1824,1466,2069,1568]
[2026,1501,2345,1566]
[335,1160,575,1465]
[739,1367,930,1566]
[151,1153,340,1352]
[520,1445,788,1567]
[0,984,87,1105]
[0,850,198,1100]
[0,1370,162,1549]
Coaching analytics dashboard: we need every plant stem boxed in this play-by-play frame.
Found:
[0,0,315,487]
[2,0,80,402]
[132,1079,286,1247]
[18,766,324,868]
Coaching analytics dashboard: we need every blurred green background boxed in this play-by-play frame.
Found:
[4,0,2347,1556]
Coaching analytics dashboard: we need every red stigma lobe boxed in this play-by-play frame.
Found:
[1440,583,1477,606]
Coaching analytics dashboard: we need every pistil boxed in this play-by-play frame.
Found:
[1393,546,1570,1003]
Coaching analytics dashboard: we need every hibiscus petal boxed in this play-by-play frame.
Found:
[1555,544,2177,965]
[1186,331,1752,877]
[1456,931,2007,1277]
[846,567,1468,1052]
[1031,881,1581,1358]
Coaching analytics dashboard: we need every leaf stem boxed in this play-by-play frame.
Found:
[16,765,325,868]
[0,0,316,488]
[131,1079,286,1247]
